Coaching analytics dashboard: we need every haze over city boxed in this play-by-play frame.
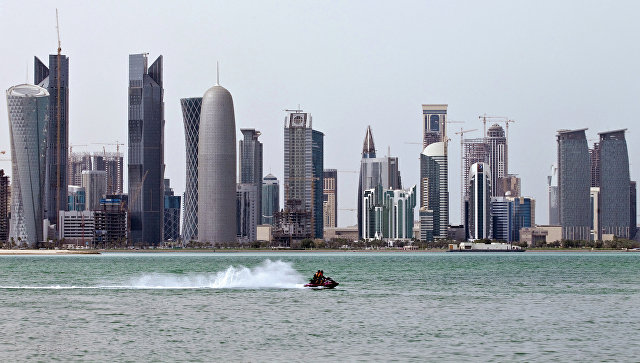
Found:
[1,0,639,227]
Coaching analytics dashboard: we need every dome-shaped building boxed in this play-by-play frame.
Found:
[197,83,236,244]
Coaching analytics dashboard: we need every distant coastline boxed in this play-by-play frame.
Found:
[1,248,637,255]
[0,249,100,255]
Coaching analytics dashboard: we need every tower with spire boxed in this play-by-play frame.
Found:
[357,126,402,239]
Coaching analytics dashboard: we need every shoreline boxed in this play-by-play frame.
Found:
[0,249,100,255]
[0,248,636,255]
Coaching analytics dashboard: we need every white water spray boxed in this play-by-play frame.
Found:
[0,259,307,290]
[120,259,306,289]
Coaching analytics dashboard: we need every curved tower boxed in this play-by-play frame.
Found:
[198,83,236,243]
[6,84,49,246]
[598,129,630,239]
[468,162,491,240]
[419,141,448,241]
[180,97,202,242]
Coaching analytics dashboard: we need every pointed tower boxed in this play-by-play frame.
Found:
[362,125,376,158]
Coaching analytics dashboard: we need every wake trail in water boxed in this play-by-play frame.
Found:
[0,259,307,290]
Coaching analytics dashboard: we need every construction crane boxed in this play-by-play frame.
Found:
[68,144,88,154]
[478,114,508,138]
[91,141,125,156]
[455,128,479,222]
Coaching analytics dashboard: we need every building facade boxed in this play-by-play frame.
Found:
[6,84,49,247]
[128,53,165,245]
[468,163,492,240]
[0,170,8,241]
[261,174,279,225]
[419,141,448,241]
[58,210,95,246]
[236,183,258,243]
[548,164,559,225]
[323,169,337,228]
[362,185,416,243]
[180,97,201,242]
[67,185,86,211]
[35,55,69,228]
[422,104,447,149]
[94,197,127,245]
[486,124,508,197]
[163,179,181,242]
[239,129,263,227]
[557,129,591,240]
[82,170,106,211]
[283,110,324,239]
[598,130,630,239]
[357,126,402,239]
[198,82,236,244]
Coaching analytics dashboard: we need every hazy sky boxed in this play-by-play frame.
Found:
[1,1,639,227]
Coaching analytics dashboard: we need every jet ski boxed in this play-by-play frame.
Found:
[304,277,339,289]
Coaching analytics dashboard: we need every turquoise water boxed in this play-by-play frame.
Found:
[0,252,639,361]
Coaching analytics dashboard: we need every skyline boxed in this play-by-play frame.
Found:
[1,1,640,227]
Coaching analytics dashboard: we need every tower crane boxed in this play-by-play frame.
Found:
[455,128,479,222]
[478,114,508,137]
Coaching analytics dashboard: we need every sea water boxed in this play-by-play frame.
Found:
[0,252,639,361]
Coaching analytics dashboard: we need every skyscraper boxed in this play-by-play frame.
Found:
[82,170,106,211]
[548,164,559,225]
[590,142,601,187]
[163,179,181,242]
[6,84,49,246]
[236,183,258,243]
[419,141,448,241]
[598,130,630,239]
[486,124,507,197]
[35,54,69,226]
[323,169,338,228]
[0,170,9,242]
[94,152,124,195]
[462,138,489,216]
[198,80,236,244]
[261,174,279,225]
[557,129,590,241]
[422,104,447,148]
[283,110,324,239]
[630,181,637,239]
[357,126,402,239]
[180,97,201,242]
[68,152,92,186]
[362,185,416,242]
[468,162,491,240]
[239,129,263,227]
[128,53,165,245]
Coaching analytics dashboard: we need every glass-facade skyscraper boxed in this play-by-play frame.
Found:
[468,162,491,240]
[557,129,590,240]
[180,97,201,242]
[6,84,49,247]
[262,174,279,225]
[128,53,165,245]
[35,55,69,228]
[357,126,402,239]
[239,129,263,227]
[420,141,448,241]
[163,179,181,242]
[598,129,630,239]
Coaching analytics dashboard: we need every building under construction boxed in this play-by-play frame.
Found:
[272,199,312,247]
[0,170,9,241]
[68,151,123,195]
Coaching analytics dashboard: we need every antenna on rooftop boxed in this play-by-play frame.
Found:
[216,61,219,85]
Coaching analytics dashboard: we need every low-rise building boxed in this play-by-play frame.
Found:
[58,210,95,246]
[324,226,358,242]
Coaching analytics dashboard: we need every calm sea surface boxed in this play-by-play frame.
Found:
[1,252,639,362]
